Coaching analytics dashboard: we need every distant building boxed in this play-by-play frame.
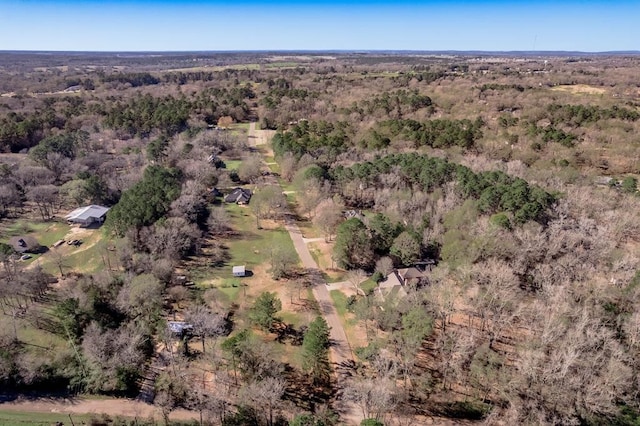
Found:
[343,210,365,221]
[65,205,110,226]
[9,235,41,254]
[224,188,252,205]
[167,321,193,336]
[63,85,82,93]
[232,265,246,277]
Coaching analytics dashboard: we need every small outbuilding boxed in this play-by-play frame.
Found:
[9,236,42,254]
[65,205,110,226]
[232,265,246,277]
[167,321,193,336]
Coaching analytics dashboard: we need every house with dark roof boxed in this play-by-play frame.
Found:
[224,188,252,205]
[65,205,110,226]
[9,235,42,254]
[376,266,429,299]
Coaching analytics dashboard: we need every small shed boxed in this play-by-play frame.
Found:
[167,321,193,336]
[232,265,246,277]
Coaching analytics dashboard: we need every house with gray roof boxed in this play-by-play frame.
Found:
[65,205,110,226]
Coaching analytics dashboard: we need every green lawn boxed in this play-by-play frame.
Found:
[37,232,123,276]
[37,223,70,247]
[0,220,72,266]
[1,220,49,237]
[232,122,251,130]
[1,312,67,354]
[330,290,349,317]
[360,278,378,295]
[213,204,298,278]
[224,159,242,170]
[0,410,95,426]
[0,220,70,248]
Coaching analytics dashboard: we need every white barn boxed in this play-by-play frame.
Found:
[65,205,110,226]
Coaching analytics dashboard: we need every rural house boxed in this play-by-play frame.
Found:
[376,266,429,299]
[224,188,252,205]
[65,205,110,226]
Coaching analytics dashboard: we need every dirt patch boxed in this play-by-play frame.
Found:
[550,84,607,95]
[0,397,199,421]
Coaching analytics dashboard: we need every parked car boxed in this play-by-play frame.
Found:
[20,254,32,260]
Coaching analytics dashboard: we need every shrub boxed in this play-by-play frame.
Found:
[490,213,512,230]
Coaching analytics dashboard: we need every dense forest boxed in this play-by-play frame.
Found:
[0,51,639,426]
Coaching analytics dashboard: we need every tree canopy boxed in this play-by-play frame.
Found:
[104,166,182,236]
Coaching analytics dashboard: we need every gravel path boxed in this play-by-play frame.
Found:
[249,122,354,367]
[284,219,354,366]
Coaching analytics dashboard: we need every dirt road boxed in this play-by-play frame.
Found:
[249,124,354,367]
[0,396,198,421]
[285,220,354,365]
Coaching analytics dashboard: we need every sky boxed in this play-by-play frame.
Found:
[1,0,639,52]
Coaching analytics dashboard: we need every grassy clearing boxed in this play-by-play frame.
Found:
[265,62,301,69]
[360,278,378,295]
[214,204,298,279]
[280,310,305,328]
[0,220,71,266]
[2,313,67,353]
[330,290,349,317]
[37,232,122,276]
[1,220,49,237]
[0,220,70,248]
[329,289,368,352]
[224,159,242,170]
[0,410,95,426]
[297,218,322,239]
[217,285,242,303]
[37,223,71,248]
[264,155,280,174]
[232,122,251,130]
[201,203,299,310]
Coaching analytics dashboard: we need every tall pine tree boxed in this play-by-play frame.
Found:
[302,316,331,384]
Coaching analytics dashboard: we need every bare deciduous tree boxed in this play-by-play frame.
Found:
[344,376,396,422]
[27,184,59,220]
[347,269,367,296]
[240,377,286,426]
[185,304,226,354]
[375,256,394,277]
[313,198,343,242]
[238,154,263,184]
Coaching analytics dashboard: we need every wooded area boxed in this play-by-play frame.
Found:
[0,51,639,425]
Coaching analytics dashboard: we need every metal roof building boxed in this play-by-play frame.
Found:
[65,205,110,225]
